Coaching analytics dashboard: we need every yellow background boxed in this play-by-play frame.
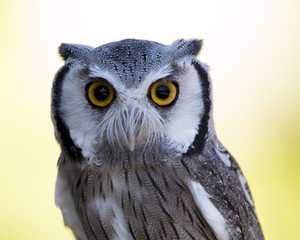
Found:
[1,0,299,239]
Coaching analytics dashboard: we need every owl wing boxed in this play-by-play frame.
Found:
[183,140,264,240]
[55,154,89,240]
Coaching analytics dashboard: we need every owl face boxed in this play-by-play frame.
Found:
[52,39,211,164]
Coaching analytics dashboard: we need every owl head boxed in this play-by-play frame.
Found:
[51,39,214,166]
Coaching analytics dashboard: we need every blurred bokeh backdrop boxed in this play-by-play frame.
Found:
[0,0,299,239]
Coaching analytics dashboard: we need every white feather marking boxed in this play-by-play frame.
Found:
[216,149,231,167]
[89,64,172,94]
[165,61,203,152]
[55,175,87,240]
[89,65,127,92]
[60,67,99,158]
[188,181,230,240]
[238,171,254,207]
[142,64,173,84]
[92,197,132,240]
[111,202,133,240]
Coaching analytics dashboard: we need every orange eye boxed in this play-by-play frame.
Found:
[150,81,177,106]
[87,81,114,107]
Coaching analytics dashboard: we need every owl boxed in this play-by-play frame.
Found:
[51,39,264,240]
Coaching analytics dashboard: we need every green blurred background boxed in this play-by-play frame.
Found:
[0,0,299,239]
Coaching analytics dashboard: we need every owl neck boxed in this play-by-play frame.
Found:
[83,139,181,169]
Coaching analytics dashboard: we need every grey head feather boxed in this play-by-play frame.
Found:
[59,39,202,63]
[57,39,203,88]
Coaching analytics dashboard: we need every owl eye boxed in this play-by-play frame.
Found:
[87,81,114,107]
[150,81,178,106]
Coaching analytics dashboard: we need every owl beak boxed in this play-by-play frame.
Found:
[127,122,138,151]
[127,135,135,152]
[123,106,142,152]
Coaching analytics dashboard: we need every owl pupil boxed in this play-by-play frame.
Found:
[156,85,170,99]
[94,86,109,101]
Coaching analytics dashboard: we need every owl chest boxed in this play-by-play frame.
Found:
[71,166,216,240]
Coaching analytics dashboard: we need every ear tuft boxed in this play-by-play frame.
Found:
[58,43,93,61]
[171,39,203,58]
[189,39,203,56]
